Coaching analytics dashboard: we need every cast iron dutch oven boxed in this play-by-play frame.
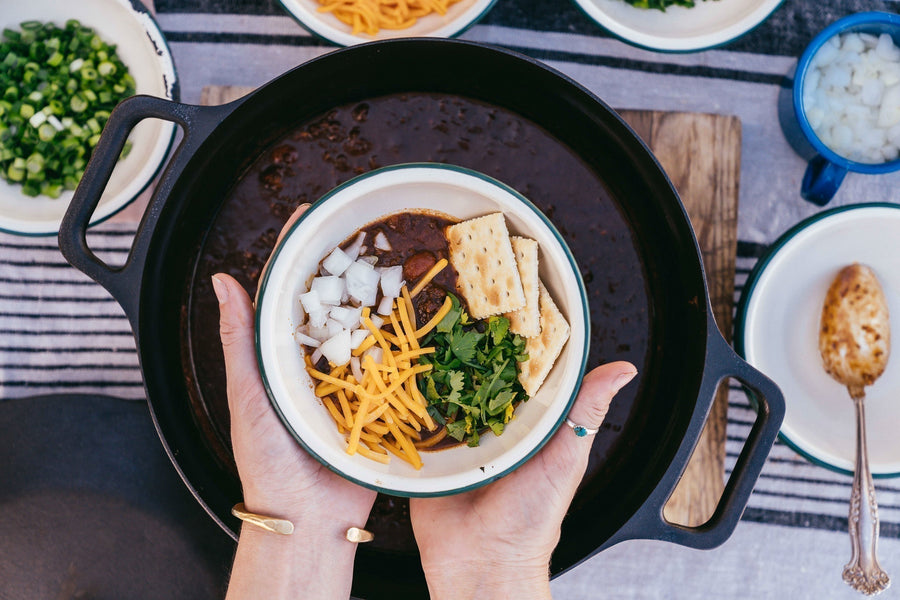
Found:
[59,39,784,598]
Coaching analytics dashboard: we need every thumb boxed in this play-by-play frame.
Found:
[529,361,637,503]
[564,361,637,434]
[211,273,266,414]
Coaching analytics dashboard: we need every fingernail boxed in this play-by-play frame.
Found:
[613,370,638,392]
[211,274,229,304]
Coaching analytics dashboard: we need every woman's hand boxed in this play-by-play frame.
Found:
[410,362,637,600]
[215,205,377,600]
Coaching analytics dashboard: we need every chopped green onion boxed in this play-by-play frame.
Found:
[38,123,55,141]
[0,20,137,198]
[7,157,25,181]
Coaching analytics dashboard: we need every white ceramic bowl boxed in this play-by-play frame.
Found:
[571,0,783,52]
[255,163,589,496]
[736,204,900,477]
[278,0,497,46]
[0,0,177,236]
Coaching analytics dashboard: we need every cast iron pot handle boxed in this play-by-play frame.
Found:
[59,95,236,326]
[615,317,785,550]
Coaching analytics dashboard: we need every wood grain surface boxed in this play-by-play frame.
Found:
[620,110,741,527]
[199,87,742,527]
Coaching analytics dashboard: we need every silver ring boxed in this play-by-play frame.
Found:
[565,418,599,437]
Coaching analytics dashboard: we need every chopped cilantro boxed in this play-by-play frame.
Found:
[418,294,529,446]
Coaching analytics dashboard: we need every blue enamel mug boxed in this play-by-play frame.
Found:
[793,12,900,206]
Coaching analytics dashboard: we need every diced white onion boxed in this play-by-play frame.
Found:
[344,261,380,306]
[350,328,370,350]
[319,329,352,366]
[295,331,321,348]
[344,232,366,261]
[369,315,384,330]
[299,289,323,314]
[307,309,327,329]
[377,296,394,316]
[325,318,345,339]
[311,347,323,364]
[805,31,900,163]
[358,255,378,266]
[379,266,404,299]
[322,247,353,276]
[373,231,392,251]
[350,355,364,383]
[307,323,331,342]
[330,305,362,329]
[310,276,344,305]
[363,346,383,366]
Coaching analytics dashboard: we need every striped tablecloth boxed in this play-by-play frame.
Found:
[3,1,900,598]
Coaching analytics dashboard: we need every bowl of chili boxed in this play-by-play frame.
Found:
[255,163,589,496]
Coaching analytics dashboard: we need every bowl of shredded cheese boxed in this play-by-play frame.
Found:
[277,0,497,46]
[255,163,589,496]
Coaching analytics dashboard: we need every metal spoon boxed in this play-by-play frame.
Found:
[819,263,891,596]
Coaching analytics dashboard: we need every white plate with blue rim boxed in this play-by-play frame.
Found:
[0,0,177,236]
[736,203,900,477]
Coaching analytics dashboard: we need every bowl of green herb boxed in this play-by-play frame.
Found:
[0,0,177,235]
[571,0,783,52]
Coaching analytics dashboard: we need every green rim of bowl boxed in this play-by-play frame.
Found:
[734,201,900,479]
[276,0,499,48]
[568,0,785,54]
[255,162,591,497]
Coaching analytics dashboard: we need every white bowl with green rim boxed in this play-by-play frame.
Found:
[255,163,589,496]
[0,0,177,236]
[278,0,497,47]
[570,0,783,52]
[736,203,900,477]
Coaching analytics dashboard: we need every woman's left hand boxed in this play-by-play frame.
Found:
[216,205,377,600]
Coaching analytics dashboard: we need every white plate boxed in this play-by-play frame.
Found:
[0,0,177,236]
[571,0,783,52]
[737,204,900,476]
[255,163,589,496]
[278,0,497,47]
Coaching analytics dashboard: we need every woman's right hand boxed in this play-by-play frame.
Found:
[410,361,637,600]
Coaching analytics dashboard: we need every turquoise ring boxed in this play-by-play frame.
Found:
[565,418,599,438]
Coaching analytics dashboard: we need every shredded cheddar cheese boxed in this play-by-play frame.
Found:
[316,0,463,37]
[306,282,454,469]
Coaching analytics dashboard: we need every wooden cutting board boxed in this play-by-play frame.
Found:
[200,87,741,527]
[619,111,741,527]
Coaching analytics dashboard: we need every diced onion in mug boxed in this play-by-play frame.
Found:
[804,32,900,163]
